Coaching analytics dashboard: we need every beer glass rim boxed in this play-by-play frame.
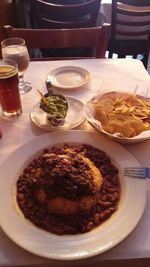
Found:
[1,38,25,48]
[0,59,18,74]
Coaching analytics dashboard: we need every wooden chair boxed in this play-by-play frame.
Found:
[43,0,86,4]
[31,0,101,29]
[3,24,110,60]
[108,0,150,69]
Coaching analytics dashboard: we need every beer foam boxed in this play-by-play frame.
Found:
[0,65,17,79]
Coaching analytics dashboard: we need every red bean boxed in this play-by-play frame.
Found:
[106,187,119,193]
[105,181,112,188]
[96,206,101,213]
[102,189,106,194]
[101,195,107,201]
[105,175,111,181]
[99,210,111,220]
[109,206,117,213]
[112,175,119,185]
[107,194,115,202]
[98,200,112,208]
[86,221,94,231]
[93,213,100,225]
[114,192,119,201]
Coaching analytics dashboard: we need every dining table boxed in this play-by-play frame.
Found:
[0,58,150,267]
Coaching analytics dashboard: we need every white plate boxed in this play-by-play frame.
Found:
[0,131,146,260]
[30,96,85,131]
[46,66,91,89]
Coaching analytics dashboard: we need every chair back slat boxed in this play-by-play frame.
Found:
[108,0,150,69]
[116,19,150,27]
[31,0,101,28]
[3,24,110,60]
[40,17,93,29]
[117,0,150,6]
[116,30,150,37]
[117,7,150,16]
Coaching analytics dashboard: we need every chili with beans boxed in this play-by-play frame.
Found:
[16,144,120,235]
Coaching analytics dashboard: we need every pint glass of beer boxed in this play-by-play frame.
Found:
[0,59,22,117]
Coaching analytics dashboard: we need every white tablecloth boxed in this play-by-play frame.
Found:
[0,58,150,266]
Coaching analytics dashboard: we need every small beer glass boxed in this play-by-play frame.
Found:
[1,38,32,94]
[0,59,22,117]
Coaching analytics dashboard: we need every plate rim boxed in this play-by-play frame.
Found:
[46,65,91,89]
[0,130,147,260]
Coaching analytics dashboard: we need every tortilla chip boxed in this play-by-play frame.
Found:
[92,92,150,137]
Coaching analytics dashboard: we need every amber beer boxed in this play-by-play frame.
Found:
[0,59,22,117]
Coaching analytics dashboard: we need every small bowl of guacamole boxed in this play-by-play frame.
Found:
[40,93,69,126]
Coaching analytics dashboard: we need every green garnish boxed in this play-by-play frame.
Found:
[40,95,68,119]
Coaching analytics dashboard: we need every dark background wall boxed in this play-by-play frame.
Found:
[0,0,16,57]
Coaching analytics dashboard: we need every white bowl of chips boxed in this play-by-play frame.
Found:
[84,91,150,144]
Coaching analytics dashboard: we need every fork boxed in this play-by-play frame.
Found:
[124,167,150,179]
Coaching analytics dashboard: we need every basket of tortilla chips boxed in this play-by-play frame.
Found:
[84,91,150,144]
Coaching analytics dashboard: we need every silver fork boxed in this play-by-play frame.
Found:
[124,167,150,179]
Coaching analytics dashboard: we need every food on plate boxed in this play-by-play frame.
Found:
[16,144,120,235]
[91,92,150,138]
[39,92,69,126]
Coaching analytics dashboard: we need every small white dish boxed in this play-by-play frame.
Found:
[30,96,85,131]
[46,66,91,89]
[0,131,146,260]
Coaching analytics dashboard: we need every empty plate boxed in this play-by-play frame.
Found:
[46,66,91,89]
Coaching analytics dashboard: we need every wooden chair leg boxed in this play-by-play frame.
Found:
[118,54,125,58]
[133,54,137,59]
[142,51,149,69]
[108,50,113,58]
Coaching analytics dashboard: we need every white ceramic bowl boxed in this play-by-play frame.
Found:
[84,91,150,144]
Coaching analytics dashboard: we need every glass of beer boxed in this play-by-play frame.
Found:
[1,38,32,94]
[0,59,22,117]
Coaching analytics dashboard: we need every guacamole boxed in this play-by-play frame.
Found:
[40,95,68,119]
